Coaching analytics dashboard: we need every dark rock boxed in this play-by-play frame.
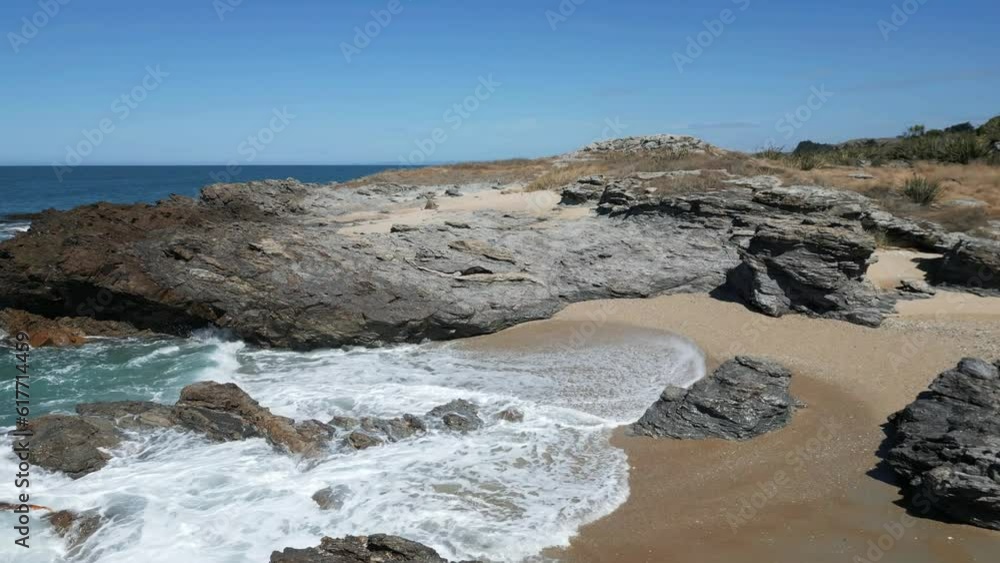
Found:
[23,415,121,478]
[312,485,351,511]
[934,238,1000,292]
[270,534,456,563]
[444,186,462,197]
[630,357,800,441]
[344,432,383,451]
[173,381,324,455]
[426,400,483,431]
[725,219,889,327]
[496,407,524,423]
[883,358,1000,530]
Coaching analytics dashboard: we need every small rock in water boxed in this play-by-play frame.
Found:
[497,407,524,423]
[426,399,483,431]
[312,485,351,511]
[45,510,105,554]
[345,431,383,450]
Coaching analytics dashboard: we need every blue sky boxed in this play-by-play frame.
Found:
[2,0,999,165]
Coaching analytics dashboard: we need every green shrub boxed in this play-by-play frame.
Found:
[796,154,818,170]
[939,134,985,164]
[901,175,943,206]
[979,116,1000,143]
[755,143,786,160]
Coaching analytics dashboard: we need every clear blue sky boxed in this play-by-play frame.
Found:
[2,0,998,165]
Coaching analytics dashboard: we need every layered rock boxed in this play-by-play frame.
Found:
[631,357,800,441]
[270,534,470,563]
[934,238,1000,292]
[577,134,718,156]
[884,358,1000,530]
[725,219,890,327]
[0,308,149,347]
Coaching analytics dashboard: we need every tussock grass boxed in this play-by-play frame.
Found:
[525,164,605,192]
[902,175,943,206]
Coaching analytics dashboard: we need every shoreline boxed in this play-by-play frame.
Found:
[465,292,1000,562]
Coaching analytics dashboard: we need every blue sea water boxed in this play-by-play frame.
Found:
[0,165,405,238]
[0,163,708,562]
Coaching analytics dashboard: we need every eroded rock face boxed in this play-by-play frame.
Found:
[884,358,1000,530]
[25,415,121,478]
[725,219,890,327]
[630,357,800,441]
[270,534,459,563]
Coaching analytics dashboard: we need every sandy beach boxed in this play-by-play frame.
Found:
[464,288,1000,562]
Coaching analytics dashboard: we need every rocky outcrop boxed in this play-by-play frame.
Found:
[25,415,121,478]
[631,357,800,441]
[884,358,1000,531]
[174,382,325,455]
[270,534,467,563]
[725,219,890,327]
[0,308,147,347]
[578,134,718,156]
[22,381,491,478]
[1,139,994,348]
[0,177,737,349]
[933,238,1000,292]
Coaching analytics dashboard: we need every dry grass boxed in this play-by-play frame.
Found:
[340,158,553,188]
[645,170,732,195]
[524,163,606,192]
[768,161,1000,217]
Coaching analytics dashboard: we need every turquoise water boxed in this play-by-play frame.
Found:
[0,331,705,562]
[0,165,708,562]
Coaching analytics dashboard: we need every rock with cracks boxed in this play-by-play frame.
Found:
[884,358,1000,531]
[630,357,801,441]
[270,534,478,563]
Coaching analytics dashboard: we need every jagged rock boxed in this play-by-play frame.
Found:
[270,534,459,563]
[630,357,800,441]
[23,415,121,478]
[884,358,1000,530]
[174,382,324,455]
[444,186,462,197]
[934,238,1000,292]
[426,400,483,431]
[725,219,889,327]
[45,509,105,553]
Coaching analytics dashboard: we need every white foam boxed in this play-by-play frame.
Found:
[0,330,704,562]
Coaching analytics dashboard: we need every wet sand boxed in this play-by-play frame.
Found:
[466,293,1000,562]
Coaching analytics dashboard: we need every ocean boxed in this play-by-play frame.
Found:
[0,165,405,240]
[0,166,706,562]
